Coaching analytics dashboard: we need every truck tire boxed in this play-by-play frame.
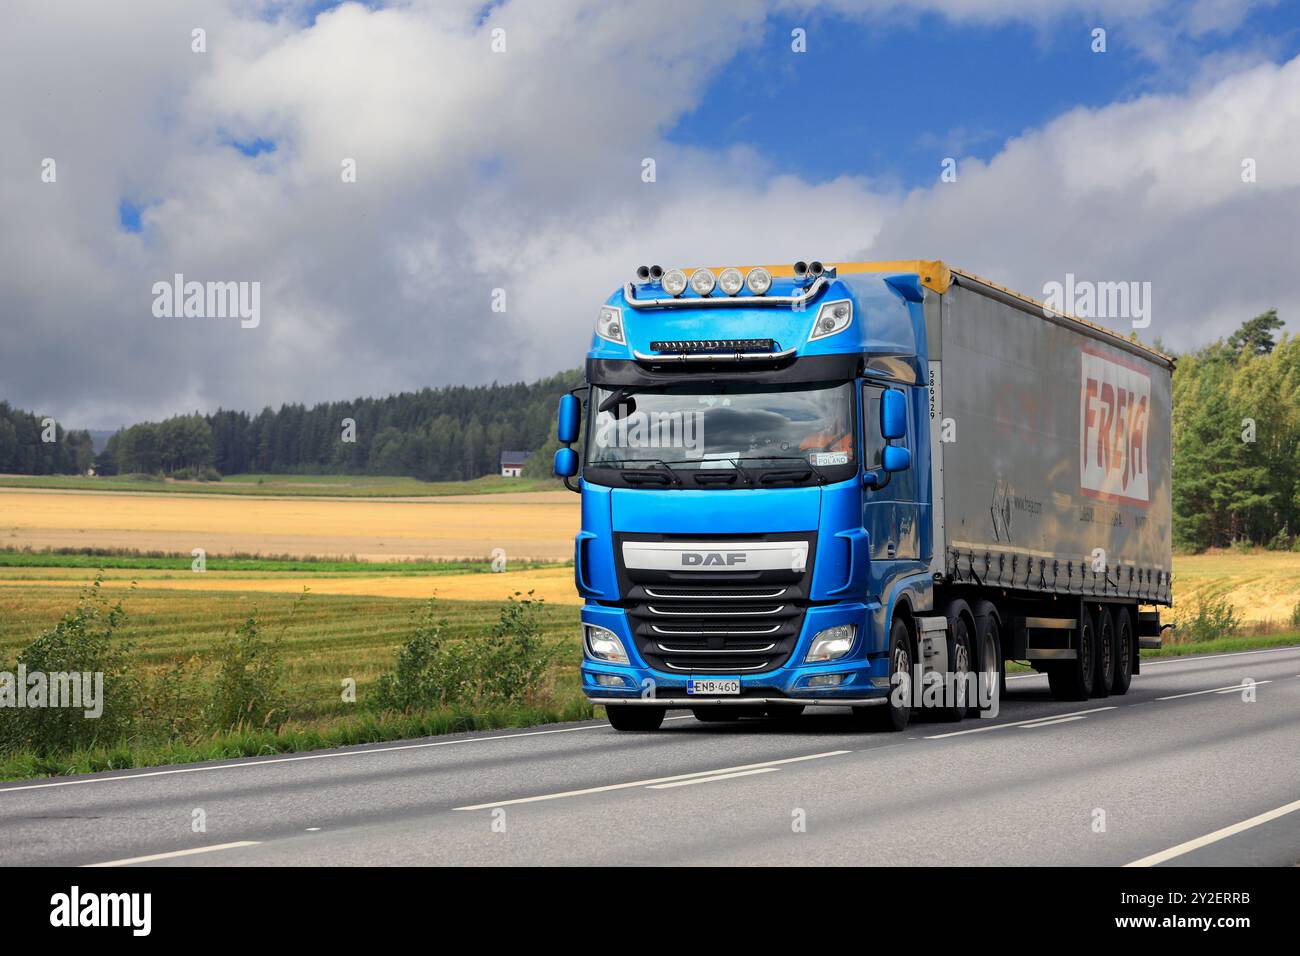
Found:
[1111,606,1135,695]
[934,601,973,722]
[692,705,747,722]
[1092,605,1115,698]
[859,617,913,731]
[1047,607,1097,701]
[605,704,666,732]
[970,601,1004,718]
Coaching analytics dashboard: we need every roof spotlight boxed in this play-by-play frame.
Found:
[649,265,664,280]
[793,260,808,277]
[689,268,716,296]
[662,268,687,297]
[718,267,744,296]
[744,267,772,295]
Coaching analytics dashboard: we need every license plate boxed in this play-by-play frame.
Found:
[687,678,740,696]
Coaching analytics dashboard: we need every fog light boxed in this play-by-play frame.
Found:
[745,267,772,295]
[689,268,716,296]
[717,267,744,296]
[662,269,687,297]
[594,673,626,688]
[584,624,629,664]
[807,673,844,687]
[805,624,856,663]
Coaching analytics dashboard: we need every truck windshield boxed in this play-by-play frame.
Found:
[585,381,857,487]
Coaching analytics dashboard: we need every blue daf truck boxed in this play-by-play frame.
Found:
[553,260,1173,731]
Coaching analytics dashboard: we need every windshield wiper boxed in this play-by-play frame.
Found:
[597,387,636,414]
[743,455,830,485]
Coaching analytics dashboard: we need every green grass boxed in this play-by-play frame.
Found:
[1141,631,1299,658]
[0,547,567,575]
[0,472,560,498]
[0,586,583,724]
[0,584,588,782]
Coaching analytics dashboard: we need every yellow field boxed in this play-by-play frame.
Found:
[1,489,1297,622]
[1168,551,1300,626]
[0,564,584,605]
[0,488,579,562]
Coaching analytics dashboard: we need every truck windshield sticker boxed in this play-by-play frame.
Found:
[1080,349,1150,505]
[810,451,849,466]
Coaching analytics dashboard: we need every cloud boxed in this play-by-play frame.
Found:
[0,0,1295,427]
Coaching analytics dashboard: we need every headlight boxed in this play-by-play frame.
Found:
[717,267,744,296]
[584,624,629,664]
[745,267,772,295]
[689,268,716,296]
[662,269,687,297]
[805,624,855,663]
[596,305,624,344]
[809,298,852,341]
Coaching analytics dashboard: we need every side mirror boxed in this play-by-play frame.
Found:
[881,388,907,440]
[557,394,581,444]
[882,445,911,473]
[554,447,579,478]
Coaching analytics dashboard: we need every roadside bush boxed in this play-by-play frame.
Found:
[1290,602,1300,631]
[1175,594,1242,643]
[205,608,289,732]
[0,576,137,756]
[371,592,556,712]
[370,600,464,711]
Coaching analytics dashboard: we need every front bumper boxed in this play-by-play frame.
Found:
[580,601,891,707]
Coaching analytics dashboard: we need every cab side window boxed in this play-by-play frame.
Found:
[862,384,886,470]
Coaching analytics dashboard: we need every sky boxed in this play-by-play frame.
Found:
[1,0,1298,428]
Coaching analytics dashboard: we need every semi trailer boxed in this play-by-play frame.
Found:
[553,260,1172,731]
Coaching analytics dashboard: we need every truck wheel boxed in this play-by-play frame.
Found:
[1092,605,1115,698]
[859,617,913,731]
[1047,608,1097,701]
[605,704,666,732]
[1111,606,1135,695]
[692,705,747,722]
[935,605,973,722]
[971,603,1004,717]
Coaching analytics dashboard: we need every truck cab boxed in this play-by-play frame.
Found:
[554,261,943,731]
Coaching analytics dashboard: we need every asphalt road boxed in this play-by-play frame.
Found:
[2,646,1298,867]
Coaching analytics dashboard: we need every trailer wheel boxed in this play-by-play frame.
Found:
[1111,606,1135,695]
[971,603,1004,718]
[1047,607,1097,701]
[692,705,747,723]
[935,602,973,722]
[1092,605,1115,698]
[605,704,665,732]
[859,617,912,732]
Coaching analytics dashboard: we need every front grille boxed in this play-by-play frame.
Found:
[617,533,813,674]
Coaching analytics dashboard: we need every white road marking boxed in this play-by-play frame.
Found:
[1156,681,1271,701]
[925,707,1116,739]
[1020,715,1090,728]
[83,841,261,867]
[0,722,615,794]
[454,750,850,810]
[648,767,779,789]
[1125,798,1300,867]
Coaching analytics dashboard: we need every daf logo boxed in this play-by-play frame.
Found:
[681,552,747,566]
